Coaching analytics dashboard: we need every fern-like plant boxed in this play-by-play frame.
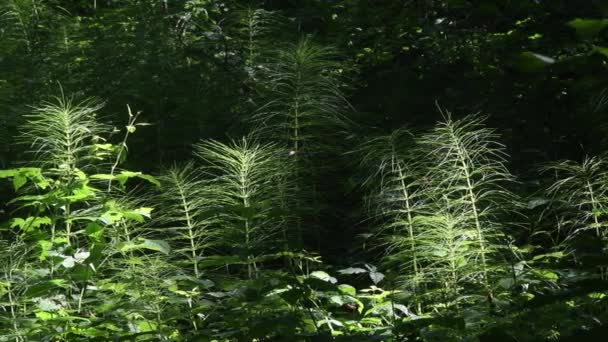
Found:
[249,38,350,247]
[542,156,608,251]
[0,239,31,340]
[194,138,293,278]
[357,128,428,313]
[418,209,474,305]
[251,37,348,158]
[155,162,215,277]
[20,94,109,173]
[229,5,283,80]
[0,0,42,51]
[419,112,516,298]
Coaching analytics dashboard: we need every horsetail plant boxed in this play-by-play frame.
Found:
[542,156,608,279]
[357,128,428,314]
[194,138,294,278]
[250,38,348,154]
[417,208,474,306]
[419,112,517,300]
[543,156,608,241]
[155,162,215,278]
[20,94,109,174]
[250,38,350,246]
[229,5,283,81]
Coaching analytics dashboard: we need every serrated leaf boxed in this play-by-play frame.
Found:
[369,271,385,284]
[118,238,171,255]
[338,284,356,296]
[310,271,337,284]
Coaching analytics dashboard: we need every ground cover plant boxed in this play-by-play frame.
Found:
[3,1,608,341]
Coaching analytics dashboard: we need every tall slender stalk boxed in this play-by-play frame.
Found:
[358,128,427,313]
[250,38,349,246]
[155,162,214,278]
[543,156,608,242]
[420,111,516,299]
[194,138,294,277]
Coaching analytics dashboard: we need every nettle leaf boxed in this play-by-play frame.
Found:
[535,269,559,281]
[117,238,171,255]
[36,297,64,312]
[85,222,104,240]
[121,207,153,223]
[338,284,356,296]
[369,271,385,284]
[64,184,98,202]
[366,302,412,318]
[0,169,17,178]
[91,171,160,188]
[532,251,567,261]
[310,271,338,284]
[0,167,49,190]
[498,277,515,290]
[100,210,124,224]
[10,216,51,232]
[74,251,90,263]
[13,173,27,190]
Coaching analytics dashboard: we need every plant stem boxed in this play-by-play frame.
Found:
[396,161,422,314]
[176,179,200,277]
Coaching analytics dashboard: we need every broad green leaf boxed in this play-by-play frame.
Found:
[0,169,17,178]
[121,207,153,222]
[13,173,27,190]
[61,256,75,268]
[498,277,515,289]
[140,239,170,254]
[85,222,104,240]
[92,171,160,188]
[532,251,567,261]
[567,18,608,38]
[369,271,385,284]
[0,168,49,190]
[338,284,356,296]
[10,216,51,232]
[118,238,171,255]
[535,269,559,281]
[35,311,56,320]
[310,271,338,284]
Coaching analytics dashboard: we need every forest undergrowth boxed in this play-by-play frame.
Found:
[2,1,608,341]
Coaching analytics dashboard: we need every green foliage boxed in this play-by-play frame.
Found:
[419,113,517,295]
[543,156,608,241]
[20,94,109,172]
[154,162,215,277]
[2,1,608,341]
[357,128,429,312]
[251,38,349,155]
[194,138,295,277]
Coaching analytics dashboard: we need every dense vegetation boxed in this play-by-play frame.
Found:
[3,1,608,341]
